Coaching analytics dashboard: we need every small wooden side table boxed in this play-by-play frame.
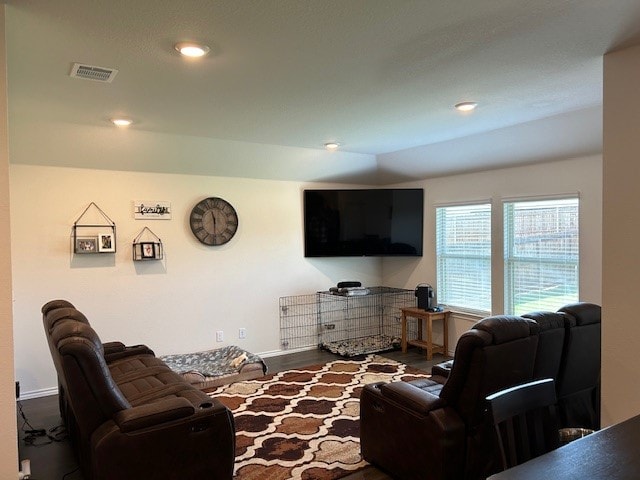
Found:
[400,307,450,360]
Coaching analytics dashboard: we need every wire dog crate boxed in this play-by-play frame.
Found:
[279,293,320,351]
[279,286,417,357]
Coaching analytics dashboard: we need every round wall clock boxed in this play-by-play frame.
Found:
[189,197,239,246]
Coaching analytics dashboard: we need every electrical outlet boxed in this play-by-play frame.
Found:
[216,330,224,342]
[239,328,246,339]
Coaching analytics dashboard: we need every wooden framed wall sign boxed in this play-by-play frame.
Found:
[133,201,171,220]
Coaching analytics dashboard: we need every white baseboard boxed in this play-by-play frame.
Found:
[258,346,316,358]
[19,386,58,401]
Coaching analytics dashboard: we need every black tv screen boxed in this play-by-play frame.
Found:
[303,188,423,257]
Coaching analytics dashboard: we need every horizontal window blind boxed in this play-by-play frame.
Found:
[504,198,579,315]
[436,203,491,312]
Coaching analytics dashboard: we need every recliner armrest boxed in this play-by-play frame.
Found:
[103,341,126,354]
[103,343,155,362]
[378,381,446,414]
[113,397,195,433]
[432,359,454,378]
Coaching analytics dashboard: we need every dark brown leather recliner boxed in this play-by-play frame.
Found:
[521,311,566,382]
[430,303,601,432]
[42,300,236,480]
[42,300,156,425]
[432,310,567,382]
[556,302,601,430]
[360,316,540,480]
[519,304,601,430]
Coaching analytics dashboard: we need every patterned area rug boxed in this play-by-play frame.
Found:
[206,354,431,480]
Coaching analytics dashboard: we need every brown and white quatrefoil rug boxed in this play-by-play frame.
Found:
[206,354,431,480]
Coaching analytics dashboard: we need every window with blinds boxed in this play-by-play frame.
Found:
[436,203,492,313]
[504,197,579,315]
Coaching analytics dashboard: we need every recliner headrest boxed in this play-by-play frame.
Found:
[558,302,601,326]
[472,315,539,344]
[51,320,104,356]
[522,311,565,331]
[44,308,90,333]
[41,299,75,315]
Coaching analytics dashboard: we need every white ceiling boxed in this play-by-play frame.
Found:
[5,0,640,184]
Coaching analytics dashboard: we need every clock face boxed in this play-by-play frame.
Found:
[190,197,238,246]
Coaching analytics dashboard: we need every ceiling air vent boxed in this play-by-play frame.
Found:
[70,63,118,83]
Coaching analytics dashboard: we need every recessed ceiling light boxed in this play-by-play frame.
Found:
[110,118,133,127]
[454,101,478,112]
[324,142,340,151]
[174,42,210,58]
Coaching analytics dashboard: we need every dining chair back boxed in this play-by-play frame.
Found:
[486,378,560,471]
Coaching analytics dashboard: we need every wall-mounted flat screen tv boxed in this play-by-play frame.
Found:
[303,188,424,257]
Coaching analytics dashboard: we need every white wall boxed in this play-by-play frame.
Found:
[10,165,382,397]
[602,43,640,426]
[11,154,603,399]
[0,6,19,477]
[383,155,603,350]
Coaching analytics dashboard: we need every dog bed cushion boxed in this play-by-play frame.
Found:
[160,345,267,390]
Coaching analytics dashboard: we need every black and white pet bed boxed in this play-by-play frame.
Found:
[160,345,267,390]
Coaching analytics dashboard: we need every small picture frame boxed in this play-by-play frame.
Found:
[75,237,98,253]
[98,233,115,252]
[141,242,156,259]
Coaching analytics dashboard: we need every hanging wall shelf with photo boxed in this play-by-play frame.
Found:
[72,202,116,254]
[132,227,163,261]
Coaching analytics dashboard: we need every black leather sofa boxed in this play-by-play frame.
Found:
[42,300,236,480]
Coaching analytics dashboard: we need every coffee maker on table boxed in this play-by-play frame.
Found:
[415,284,435,311]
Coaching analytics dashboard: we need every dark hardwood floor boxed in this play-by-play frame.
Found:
[16,347,450,480]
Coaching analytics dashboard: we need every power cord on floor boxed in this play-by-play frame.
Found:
[17,400,37,432]
[17,400,68,446]
[17,400,80,480]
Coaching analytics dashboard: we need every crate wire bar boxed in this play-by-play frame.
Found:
[279,287,417,357]
[279,294,319,351]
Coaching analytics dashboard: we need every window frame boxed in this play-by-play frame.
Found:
[435,201,492,315]
[503,195,580,315]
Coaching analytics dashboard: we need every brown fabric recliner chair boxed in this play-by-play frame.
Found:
[360,316,540,480]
